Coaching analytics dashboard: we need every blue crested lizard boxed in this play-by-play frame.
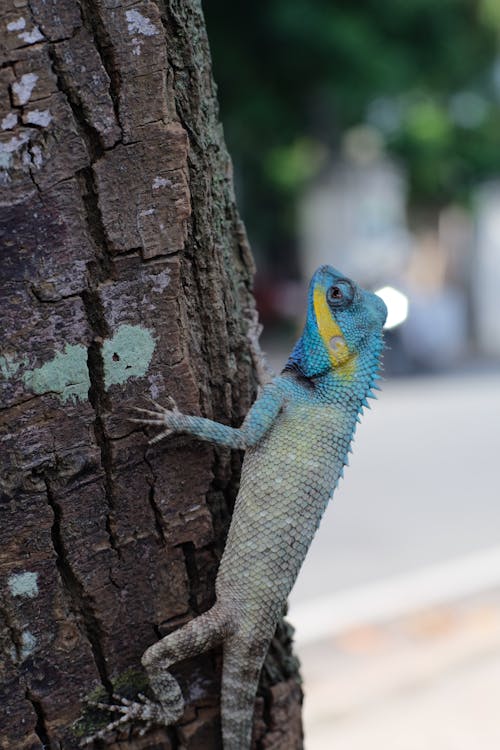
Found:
[87,265,387,748]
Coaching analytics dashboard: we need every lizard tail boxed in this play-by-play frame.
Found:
[221,633,270,749]
[141,604,229,721]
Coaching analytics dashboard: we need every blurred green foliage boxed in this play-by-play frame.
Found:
[204,0,500,264]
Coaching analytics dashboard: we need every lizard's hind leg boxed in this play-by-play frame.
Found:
[221,633,270,750]
[141,603,230,712]
[83,604,230,745]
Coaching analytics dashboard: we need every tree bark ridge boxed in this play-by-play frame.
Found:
[0,1,302,747]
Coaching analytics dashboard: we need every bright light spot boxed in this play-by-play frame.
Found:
[375,286,409,330]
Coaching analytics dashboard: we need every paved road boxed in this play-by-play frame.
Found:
[287,368,500,606]
[299,588,500,750]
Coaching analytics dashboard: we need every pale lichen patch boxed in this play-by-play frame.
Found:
[20,630,37,659]
[8,571,39,598]
[151,269,171,293]
[125,9,159,37]
[11,72,38,105]
[0,132,30,153]
[152,176,171,189]
[1,112,18,130]
[22,343,91,403]
[23,109,52,127]
[102,324,155,389]
[15,326,155,402]
[0,353,28,377]
[18,26,44,44]
[0,132,31,167]
[125,8,159,56]
[7,17,26,31]
[31,144,43,169]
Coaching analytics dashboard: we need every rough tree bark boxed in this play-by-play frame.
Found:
[0,1,303,748]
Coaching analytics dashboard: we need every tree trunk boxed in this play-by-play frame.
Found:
[0,1,302,748]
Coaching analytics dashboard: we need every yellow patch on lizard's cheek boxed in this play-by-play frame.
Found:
[313,286,357,376]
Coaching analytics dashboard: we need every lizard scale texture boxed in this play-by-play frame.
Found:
[86,265,387,749]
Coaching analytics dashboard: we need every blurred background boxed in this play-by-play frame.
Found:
[205,2,500,748]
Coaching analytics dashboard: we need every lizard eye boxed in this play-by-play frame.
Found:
[327,280,355,309]
[328,286,343,300]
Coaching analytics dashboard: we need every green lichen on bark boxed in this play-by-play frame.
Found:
[102,325,155,389]
[22,343,91,404]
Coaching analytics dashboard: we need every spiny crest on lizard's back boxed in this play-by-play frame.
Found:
[283,265,387,399]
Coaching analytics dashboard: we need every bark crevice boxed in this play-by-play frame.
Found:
[25,690,51,750]
[0,602,23,663]
[84,345,120,556]
[48,44,106,160]
[180,541,202,616]
[78,0,123,140]
[143,452,167,546]
[44,475,114,697]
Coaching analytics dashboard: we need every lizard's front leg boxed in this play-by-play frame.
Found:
[129,383,285,448]
[129,396,248,448]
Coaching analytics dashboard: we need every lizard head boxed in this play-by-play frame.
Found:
[286,265,387,382]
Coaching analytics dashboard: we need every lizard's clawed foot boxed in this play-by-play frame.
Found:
[128,395,182,444]
[80,692,183,746]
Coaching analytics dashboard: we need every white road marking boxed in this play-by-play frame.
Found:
[289,546,500,645]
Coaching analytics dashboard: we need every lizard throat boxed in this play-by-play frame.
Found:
[313,286,357,379]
